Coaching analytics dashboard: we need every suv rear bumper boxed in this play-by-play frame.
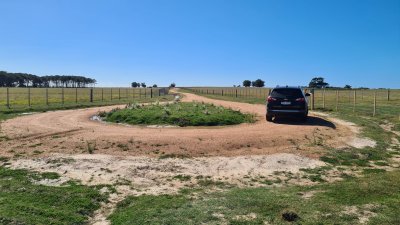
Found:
[267,109,307,116]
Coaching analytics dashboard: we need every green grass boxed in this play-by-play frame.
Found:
[109,170,400,224]
[0,166,107,225]
[0,87,172,112]
[103,102,255,127]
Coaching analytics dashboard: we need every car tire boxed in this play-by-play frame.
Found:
[300,115,308,122]
[266,114,273,122]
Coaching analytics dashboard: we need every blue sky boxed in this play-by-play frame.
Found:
[1,0,399,88]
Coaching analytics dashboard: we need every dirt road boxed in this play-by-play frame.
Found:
[0,89,352,158]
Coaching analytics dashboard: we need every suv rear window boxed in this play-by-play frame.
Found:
[270,88,303,99]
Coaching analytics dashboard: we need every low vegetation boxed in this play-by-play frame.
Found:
[0,166,107,224]
[102,102,255,127]
[109,170,400,224]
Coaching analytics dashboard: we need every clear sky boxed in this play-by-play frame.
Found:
[1,0,399,88]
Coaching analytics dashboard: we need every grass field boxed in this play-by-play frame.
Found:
[183,87,400,124]
[0,87,169,112]
[102,102,255,126]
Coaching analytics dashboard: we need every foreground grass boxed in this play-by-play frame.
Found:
[109,170,400,224]
[103,102,255,127]
[0,166,107,224]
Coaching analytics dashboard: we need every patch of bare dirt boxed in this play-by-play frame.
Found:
[312,112,376,149]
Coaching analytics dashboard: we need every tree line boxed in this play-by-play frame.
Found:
[131,82,176,88]
[0,71,96,88]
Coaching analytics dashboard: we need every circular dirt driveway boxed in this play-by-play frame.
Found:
[0,90,351,158]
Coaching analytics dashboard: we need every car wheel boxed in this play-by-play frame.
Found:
[301,115,308,122]
[266,114,273,122]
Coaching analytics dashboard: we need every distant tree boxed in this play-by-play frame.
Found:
[252,79,265,87]
[233,85,236,87]
[344,84,352,89]
[237,85,241,87]
[169,82,176,88]
[309,77,329,88]
[243,80,251,87]
[141,82,146,88]
[131,82,139,88]
[152,84,158,88]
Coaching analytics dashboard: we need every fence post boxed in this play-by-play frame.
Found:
[235,89,238,98]
[118,88,121,100]
[311,89,315,110]
[46,88,48,106]
[212,90,214,95]
[387,89,390,101]
[335,90,339,111]
[61,88,64,105]
[101,88,104,102]
[322,89,326,109]
[75,88,78,103]
[222,90,224,96]
[349,90,351,103]
[90,88,93,103]
[150,88,153,98]
[144,89,147,98]
[28,88,31,108]
[353,90,356,113]
[111,89,113,101]
[373,91,377,117]
[6,88,10,109]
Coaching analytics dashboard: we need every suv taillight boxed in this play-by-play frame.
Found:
[296,98,305,102]
[267,96,277,103]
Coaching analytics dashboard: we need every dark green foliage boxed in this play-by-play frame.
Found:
[104,102,255,127]
[242,80,251,87]
[0,71,96,87]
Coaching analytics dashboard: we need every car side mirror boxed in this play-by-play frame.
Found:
[305,93,311,97]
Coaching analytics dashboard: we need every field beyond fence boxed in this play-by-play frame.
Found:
[184,87,400,121]
[0,87,169,111]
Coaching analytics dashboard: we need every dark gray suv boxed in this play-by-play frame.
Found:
[266,86,310,122]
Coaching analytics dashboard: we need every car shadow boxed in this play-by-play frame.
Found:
[272,116,336,129]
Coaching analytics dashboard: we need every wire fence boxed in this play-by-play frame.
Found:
[0,87,169,111]
[185,87,400,119]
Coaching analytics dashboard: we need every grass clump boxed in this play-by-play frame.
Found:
[102,102,255,127]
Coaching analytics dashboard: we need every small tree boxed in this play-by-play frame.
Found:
[169,82,176,87]
[253,79,265,87]
[141,82,146,88]
[243,80,251,87]
[131,82,139,88]
[309,77,328,88]
[344,84,352,89]
[152,84,158,88]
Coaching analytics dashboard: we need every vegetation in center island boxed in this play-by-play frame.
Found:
[101,102,255,127]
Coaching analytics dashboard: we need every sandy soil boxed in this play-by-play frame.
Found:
[0,90,353,158]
